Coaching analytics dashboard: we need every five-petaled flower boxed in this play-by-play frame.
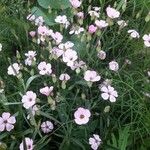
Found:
[89,134,102,150]
[41,121,54,133]
[74,107,91,125]
[0,112,16,132]
[21,91,36,109]
[84,70,101,82]
[101,85,118,102]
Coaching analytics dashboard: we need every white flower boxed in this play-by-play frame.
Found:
[93,7,101,12]
[0,43,2,51]
[148,71,150,77]
[106,6,120,19]
[27,14,35,21]
[58,41,74,50]
[142,34,150,47]
[40,86,54,96]
[95,20,108,29]
[0,112,16,132]
[59,73,70,81]
[19,137,34,150]
[38,62,52,75]
[101,85,118,102]
[69,27,84,35]
[21,91,36,109]
[128,30,140,38]
[109,61,119,71]
[89,11,99,18]
[89,134,102,150]
[7,63,20,76]
[74,107,91,125]
[55,15,68,24]
[62,49,78,67]
[117,20,127,28]
[25,51,36,66]
[41,121,54,133]
[84,70,101,82]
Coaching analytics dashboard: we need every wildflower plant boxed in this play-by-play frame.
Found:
[0,0,150,149]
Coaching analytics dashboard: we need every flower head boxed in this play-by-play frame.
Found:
[55,15,68,24]
[51,32,63,44]
[40,86,54,96]
[101,85,118,102]
[95,20,108,29]
[41,121,54,133]
[19,138,34,150]
[7,63,20,76]
[0,112,16,132]
[106,6,120,19]
[128,30,140,38]
[25,51,36,66]
[109,61,119,71]
[0,43,2,51]
[69,0,82,8]
[84,70,101,82]
[97,50,106,60]
[143,34,150,47]
[88,25,97,34]
[22,91,36,109]
[74,107,91,125]
[63,49,78,67]
[38,61,52,75]
[59,73,70,81]
[89,134,102,150]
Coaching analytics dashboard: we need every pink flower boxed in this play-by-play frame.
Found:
[63,49,78,67]
[69,0,82,8]
[0,112,16,132]
[76,12,84,19]
[40,86,54,96]
[74,107,91,125]
[106,6,120,19]
[38,61,52,75]
[84,70,101,82]
[58,41,74,50]
[41,121,54,133]
[51,32,63,44]
[59,73,70,81]
[109,61,119,71]
[101,85,118,102]
[95,20,108,29]
[19,137,34,150]
[38,26,49,36]
[88,25,97,34]
[21,91,36,109]
[29,31,36,37]
[89,134,102,150]
[143,34,150,47]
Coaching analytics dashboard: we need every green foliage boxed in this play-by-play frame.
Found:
[37,0,71,9]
